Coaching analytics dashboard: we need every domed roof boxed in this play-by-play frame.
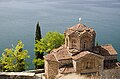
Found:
[64,23,95,36]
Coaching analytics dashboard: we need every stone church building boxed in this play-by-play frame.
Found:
[44,23,119,79]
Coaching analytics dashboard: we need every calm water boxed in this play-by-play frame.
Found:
[0,0,120,69]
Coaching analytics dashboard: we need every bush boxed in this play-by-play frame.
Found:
[0,40,30,72]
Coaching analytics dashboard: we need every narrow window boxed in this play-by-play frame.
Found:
[86,62,92,69]
[84,42,86,49]
[72,39,76,48]
[66,38,68,47]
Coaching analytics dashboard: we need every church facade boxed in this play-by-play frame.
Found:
[44,23,119,79]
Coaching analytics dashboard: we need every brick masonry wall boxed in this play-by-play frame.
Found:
[0,72,35,79]
[0,69,120,79]
[102,69,120,79]
[45,61,59,79]
[0,70,45,79]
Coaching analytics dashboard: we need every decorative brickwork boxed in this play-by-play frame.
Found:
[44,23,119,79]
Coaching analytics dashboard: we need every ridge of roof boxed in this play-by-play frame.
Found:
[65,23,94,35]
[101,44,117,55]
[72,51,103,60]
[44,53,57,61]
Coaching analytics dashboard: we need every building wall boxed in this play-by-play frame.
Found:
[104,55,117,60]
[65,31,95,51]
[68,33,80,50]
[79,32,95,51]
[102,69,120,79]
[0,72,35,79]
[74,56,103,75]
[59,59,73,68]
[45,60,59,79]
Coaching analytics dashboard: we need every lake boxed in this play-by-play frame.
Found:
[0,0,120,69]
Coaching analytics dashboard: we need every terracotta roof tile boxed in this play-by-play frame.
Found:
[68,49,80,56]
[59,67,75,74]
[64,29,75,35]
[72,51,103,60]
[101,44,117,55]
[69,49,80,53]
[44,53,57,61]
[65,23,93,35]
[69,23,89,31]
[94,44,117,56]
[72,51,90,60]
[53,46,72,60]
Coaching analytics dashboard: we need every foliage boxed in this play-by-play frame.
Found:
[0,40,30,72]
[33,58,44,68]
[96,41,99,46]
[35,31,64,53]
[35,21,42,41]
[34,32,64,68]
[34,22,44,69]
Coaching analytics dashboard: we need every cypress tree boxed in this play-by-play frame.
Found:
[35,22,44,69]
[35,22,41,41]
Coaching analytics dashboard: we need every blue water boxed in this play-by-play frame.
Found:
[0,0,120,69]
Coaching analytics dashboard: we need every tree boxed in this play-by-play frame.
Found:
[35,22,42,41]
[35,32,64,53]
[34,22,44,69]
[96,41,99,46]
[34,32,64,68]
[0,40,30,72]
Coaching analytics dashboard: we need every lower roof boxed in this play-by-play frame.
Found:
[59,67,75,74]
[93,44,117,56]
[44,44,117,61]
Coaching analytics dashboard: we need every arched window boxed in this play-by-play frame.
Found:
[83,42,86,49]
[66,38,68,47]
[72,39,77,48]
[81,38,90,50]
[86,61,93,69]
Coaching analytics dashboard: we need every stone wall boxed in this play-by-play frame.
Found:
[104,55,117,60]
[1,69,119,79]
[102,69,120,79]
[56,69,120,79]
[74,54,103,75]
[0,69,45,79]
[45,60,59,79]
[0,72,35,79]
[59,59,72,68]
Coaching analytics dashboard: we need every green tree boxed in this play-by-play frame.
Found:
[34,22,44,69]
[1,40,30,72]
[35,22,42,41]
[35,32,64,53]
[96,41,99,46]
[33,32,64,68]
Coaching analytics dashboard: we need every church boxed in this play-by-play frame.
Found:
[44,23,119,79]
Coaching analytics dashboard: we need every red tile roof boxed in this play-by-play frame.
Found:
[69,23,90,31]
[44,46,72,61]
[64,23,94,35]
[72,51,89,60]
[53,46,72,61]
[43,53,57,61]
[59,67,75,74]
[69,49,80,53]
[72,51,103,60]
[101,44,117,55]
[44,44,117,62]
[94,44,117,56]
